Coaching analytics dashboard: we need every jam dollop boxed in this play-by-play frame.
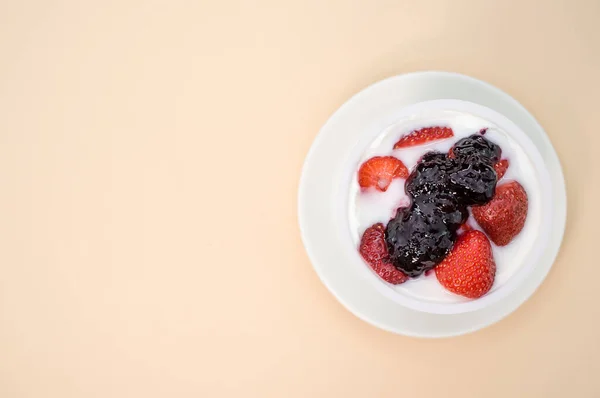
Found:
[385,134,501,277]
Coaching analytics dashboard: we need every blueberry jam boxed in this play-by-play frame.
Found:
[385,134,501,277]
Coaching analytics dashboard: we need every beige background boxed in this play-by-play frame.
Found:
[0,0,598,397]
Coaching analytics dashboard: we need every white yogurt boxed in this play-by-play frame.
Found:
[348,110,542,304]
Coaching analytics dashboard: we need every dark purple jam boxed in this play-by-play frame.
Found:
[385,134,501,277]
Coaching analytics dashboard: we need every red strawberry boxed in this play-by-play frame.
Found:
[457,222,473,234]
[359,223,408,284]
[435,230,496,298]
[358,156,408,192]
[472,181,528,246]
[494,159,509,180]
[393,126,453,149]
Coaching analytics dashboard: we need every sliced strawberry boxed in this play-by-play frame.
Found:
[358,156,408,192]
[435,230,496,299]
[359,223,408,284]
[393,126,454,149]
[494,159,509,180]
[472,181,528,246]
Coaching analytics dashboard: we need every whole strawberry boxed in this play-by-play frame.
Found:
[472,181,528,246]
[359,223,408,284]
[435,230,496,298]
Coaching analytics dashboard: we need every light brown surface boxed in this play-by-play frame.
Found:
[0,0,598,397]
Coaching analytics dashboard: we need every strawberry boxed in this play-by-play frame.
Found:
[358,156,408,192]
[457,222,473,234]
[359,223,408,284]
[435,230,496,298]
[494,159,509,180]
[472,181,528,246]
[393,126,453,149]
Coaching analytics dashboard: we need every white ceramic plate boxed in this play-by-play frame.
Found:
[298,71,566,338]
